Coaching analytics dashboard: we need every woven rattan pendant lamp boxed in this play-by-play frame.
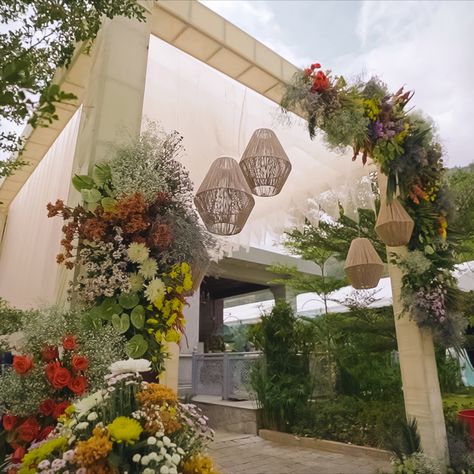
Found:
[375,199,414,247]
[344,237,384,289]
[194,157,255,236]
[239,128,292,197]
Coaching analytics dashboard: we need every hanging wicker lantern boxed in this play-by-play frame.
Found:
[239,128,292,197]
[194,157,255,236]
[375,199,414,247]
[344,238,384,289]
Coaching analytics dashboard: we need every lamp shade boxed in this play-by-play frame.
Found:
[194,157,255,236]
[239,128,291,197]
[375,199,414,247]
[344,238,384,289]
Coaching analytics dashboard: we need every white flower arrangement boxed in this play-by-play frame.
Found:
[109,358,152,376]
[145,278,166,303]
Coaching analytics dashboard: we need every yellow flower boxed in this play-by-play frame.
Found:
[146,318,159,325]
[75,427,112,466]
[167,313,177,327]
[165,329,181,343]
[183,274,193,291]
[182,454,221,474]
[181,262,191,274]
[107,417,142,444]
[20,437,67,474]
[176,285,183,294]
[155,330,163,343]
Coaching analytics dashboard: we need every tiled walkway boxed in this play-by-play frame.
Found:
[210,432,391,474]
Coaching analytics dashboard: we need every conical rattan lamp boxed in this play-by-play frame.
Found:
[375,199,414,247]
[344,237,384,289]
[194,157,255,236]
[239,128,292,197]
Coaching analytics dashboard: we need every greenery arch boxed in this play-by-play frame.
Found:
[281,63,465,346]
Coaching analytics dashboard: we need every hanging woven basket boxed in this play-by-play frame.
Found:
[375,198,414,247]
[344,237,384,289]
[239,128,292,197]
[194,157,255,236]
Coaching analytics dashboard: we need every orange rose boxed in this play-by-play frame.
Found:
[62,335,77,350]
[52,401,70,420]
[12,355,33,375]
[51,367,72,389]
[3,414,18,431]
[17,417,40,442]
[71,354,89,372]
[41,345,59,362]
[68,375,87,395]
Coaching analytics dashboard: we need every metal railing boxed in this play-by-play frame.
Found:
[191,351,261,401]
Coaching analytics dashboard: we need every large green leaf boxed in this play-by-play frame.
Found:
[82,312,102,331]
[81,188,102,203]
[72,174,95,192]
[111,313,130,334]
[100,298,122,321]
[130,305,145,329]
[101,197,117,212]
[92,163,111,186]
[119,292,140,309]
[125,334,149,358]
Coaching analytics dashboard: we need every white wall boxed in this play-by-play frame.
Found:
[0,110,81,309]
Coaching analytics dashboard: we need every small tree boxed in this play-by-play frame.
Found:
[0,0,146,177]
[251,302,314,432]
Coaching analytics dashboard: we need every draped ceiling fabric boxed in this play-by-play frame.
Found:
[0,109,81,309]
[142,37,376,256]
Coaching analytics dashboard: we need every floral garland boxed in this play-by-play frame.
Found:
[48,124,213,371]
[12,359,219,474]
[281,64,465,346]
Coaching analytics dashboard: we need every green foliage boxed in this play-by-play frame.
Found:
[393,452,443,474]
[0,0,146,174]
[292,397,405,449]
[251,302,315,432]
[448,164,474,262]
[0,298,36,337]
[389,418,421,462]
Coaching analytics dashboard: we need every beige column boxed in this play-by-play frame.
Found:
[162,343,180,392]
[379,172,448,466]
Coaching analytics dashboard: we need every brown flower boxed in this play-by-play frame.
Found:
[148,222,173,250]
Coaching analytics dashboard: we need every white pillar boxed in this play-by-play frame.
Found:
[55,15,151,304]
[379,172,448,466]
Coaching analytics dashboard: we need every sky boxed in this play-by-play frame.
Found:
[201,0,474,168]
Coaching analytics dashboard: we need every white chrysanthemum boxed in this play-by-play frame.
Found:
[127,242,150,264]
[144,278,166,303]
[139,258,158,280]
[75,390,104,416]
[109,358,152,375]
[129,272,145,292]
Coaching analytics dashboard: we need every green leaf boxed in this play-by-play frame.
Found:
[81,188,102,203]
[82,312,102,331]
[125,334,149,358]
[86,202,98,212]
[424,245,435,255]
[111,313,130,334]
[100,298,122,321]
[101,197,117,212]
[131,305,145,329]
[72,174,95,192]
[92,163,111,186]
[119,292,140,309]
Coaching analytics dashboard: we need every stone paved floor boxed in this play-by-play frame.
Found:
[210,432,392,474]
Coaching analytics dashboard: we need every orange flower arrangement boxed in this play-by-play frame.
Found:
[75,427,113,467]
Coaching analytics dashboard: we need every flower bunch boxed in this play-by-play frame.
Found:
[48,125,213,371]
[17,360,219,474]
[282,63,464,346]
[0,306,124,463]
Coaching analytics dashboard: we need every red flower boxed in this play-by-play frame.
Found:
[17,417,40,443]
[45,361,60,383]
[310,62,321,70]
[52,401,70,420]
[62,335,77,350]
[68,375,87,396]
[11,446,25,464]
[71,354,89,372]
[3,414,18,431]
[12,355,33,375]
[312,70,330,92]
[38,425,55,441]
[41,345,59,362]
[39,399,56,417]
[51,367,72,389]
[304,67,312,76]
